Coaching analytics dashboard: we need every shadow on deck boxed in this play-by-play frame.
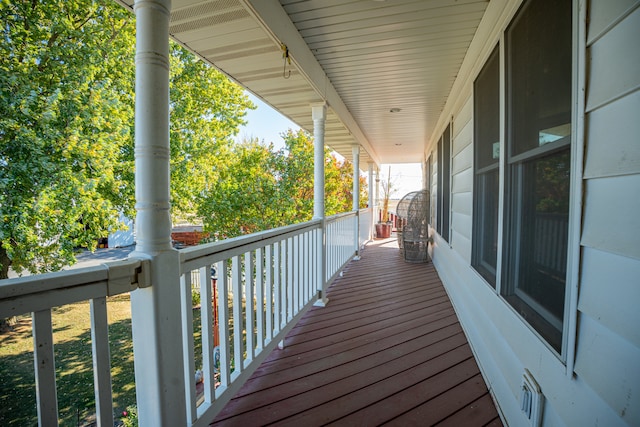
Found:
[210,238,503,426]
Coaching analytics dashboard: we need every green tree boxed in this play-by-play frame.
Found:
[168,45,253,224]
[0,0,254,278]
[325,151,369,214]
[0,0,135,277]
[198,138,279,239]
[199,129,369,238]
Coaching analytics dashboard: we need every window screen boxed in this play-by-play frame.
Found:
[472,45,500,287]
[502,0,572,353]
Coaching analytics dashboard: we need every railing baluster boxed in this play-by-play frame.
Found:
[273,241,281,335]
[4,215,364,427]
[180,273,197,423]
[309,231,313,299]
[217,260,231,392]
[265,244,273,342]
[231,255,243,377]
[300,234,305,310]
[244,251,255,364]
[90,297,114,427]
[280,239,288,328]
[256,247,265,351]
[293,234,299,312]
[302,232,308,304]
[32,309,58,426]
[336,220,340,267]
[199,265,215,404]
[303,233,308,308]
[287,237,294,322]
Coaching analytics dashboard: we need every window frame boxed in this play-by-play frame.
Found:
[437,124,451,243]
[472,44,501,287]
[500,0,574,357]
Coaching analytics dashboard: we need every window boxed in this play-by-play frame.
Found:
[472,45,500,287]
[426,154,435,227]
[437,125,451,242]
[501,0,572,353]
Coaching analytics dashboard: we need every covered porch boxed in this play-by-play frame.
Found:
[0,0,507,425]
[210,238,501,426]
[0,221,504,426]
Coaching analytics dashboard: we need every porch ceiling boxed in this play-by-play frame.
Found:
[116,0,489,167]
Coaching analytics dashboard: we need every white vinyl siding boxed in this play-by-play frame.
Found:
[431,152,438,228]
[585,5,640,112]
[587,0,639,43]
[452,143,472,176]
[584,90,640,179]
[451,98,473,262]
[427,0,638,425]
[451,167,473,194]
[575,2,640,425]
[574,314,640,422]
[452,192,472,216]
[577,247,640,349]
[581,174,640,259]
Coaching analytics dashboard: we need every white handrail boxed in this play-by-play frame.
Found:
[0,258,145,427]
[179,221,323,426]
[0,212,364,426]
[325,211,358,284]
[359,207,373,247]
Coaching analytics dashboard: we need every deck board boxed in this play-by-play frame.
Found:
[210,238,503,426]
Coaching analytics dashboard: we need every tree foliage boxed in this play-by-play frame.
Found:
[0,0,136,276]
[0,0,253,277]
[168,46,253,223]
[199,129,369,239]
[0,0,366,279]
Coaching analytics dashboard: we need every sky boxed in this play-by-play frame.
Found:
[236,93,299,149]
[237,92,424,199]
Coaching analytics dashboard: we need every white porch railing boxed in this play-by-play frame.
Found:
[0,213,367,426]
[359,207,373,247]
[178,220,323,426]
[325,211,358,284]
[0,259,146,427]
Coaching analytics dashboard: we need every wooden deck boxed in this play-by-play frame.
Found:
[210,238,503,426]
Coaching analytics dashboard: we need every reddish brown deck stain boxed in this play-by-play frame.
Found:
[211,238,503,427]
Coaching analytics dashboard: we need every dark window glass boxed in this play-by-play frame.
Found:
[472,45,500,287]
[437,142,443,234]
[502,0,572,353]
[437,126,451,242]
[441,125,451,243]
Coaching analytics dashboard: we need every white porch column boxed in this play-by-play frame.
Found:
[312,104,328,306]
[129,1,187,425]
[375,168,380,223]
[312,104,326,220]
[368,162,375,240]
[352,144,360,257]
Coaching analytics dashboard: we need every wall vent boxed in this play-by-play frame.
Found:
[520,369,544,426]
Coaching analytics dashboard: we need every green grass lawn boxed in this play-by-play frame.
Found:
[0,295,138,426]
[0,294,206,427]
[0,289,217,426]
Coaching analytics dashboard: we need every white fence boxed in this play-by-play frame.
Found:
[0,212,368,426]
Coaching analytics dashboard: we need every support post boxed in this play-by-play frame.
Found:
[352,144,360,259]
[312,104,328,307]
[375,168,380,224]
[368,162,375,241]
[129,1,187,425]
